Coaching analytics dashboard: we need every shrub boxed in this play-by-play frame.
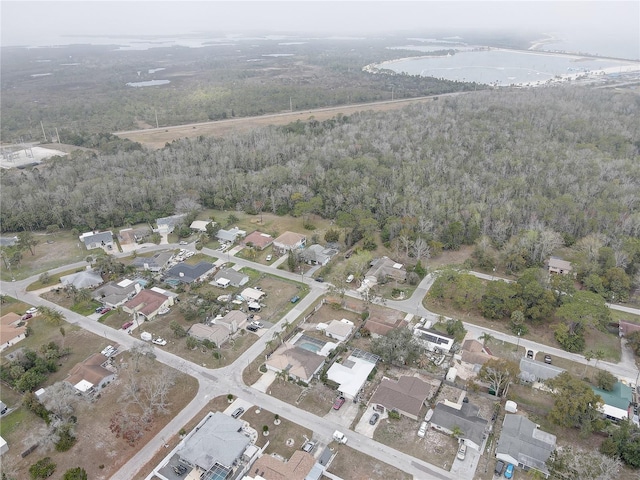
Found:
[55,424,77,452]
[388,410,400,420]
[29,457,56,479]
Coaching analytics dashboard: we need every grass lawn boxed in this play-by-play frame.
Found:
[267,377,336,417]
[0,230,88,282]
[25,267,86,291]
[242,406,313,458]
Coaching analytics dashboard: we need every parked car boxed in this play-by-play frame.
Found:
[504,463,514,479]
[266,254,272,261]
[251,321,264,328]
[26,307,38,314]
[246,325,259,332]
[526,350,534,359]
[179,241,188,245]
[290,295,300,303]
[100,307,111,315]
[417,421,428,438]
[544,354,552,364]
[231,407,244,418]
[333,396,346,410]
[315,277,324,282]
[346,274,354,283]
[122,321,134,330]
[494,460,505,476]
[153,338,167,346]
[21,313,33,321]
[302,441,316,453]
[369,413,379,425]
[95,306,104,313]
[457,442,467,460]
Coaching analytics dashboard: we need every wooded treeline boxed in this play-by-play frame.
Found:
[2,87,639,249]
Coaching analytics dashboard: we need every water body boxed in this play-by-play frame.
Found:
[376,49,639,87]
[126,79,170,87]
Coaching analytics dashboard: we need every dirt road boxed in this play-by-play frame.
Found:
[115,95,451,149]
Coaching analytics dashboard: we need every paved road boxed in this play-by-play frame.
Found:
[2,251,639,480]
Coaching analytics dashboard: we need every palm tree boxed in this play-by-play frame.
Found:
[583,350,594,376]
[479,333,494,347]
[74,288,92,305]
[38,306,65,326]
[593,349,605,369]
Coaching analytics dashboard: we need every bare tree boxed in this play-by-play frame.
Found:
[43,381,77,422]
[412,237,431,263]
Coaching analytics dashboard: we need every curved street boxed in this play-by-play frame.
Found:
[1,246,638,479]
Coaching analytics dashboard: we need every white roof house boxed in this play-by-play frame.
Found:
[324,319,354,343]
[326,349,379,400]
[240,287,265,302]
[413,326,455,353]
[190,220,215,232]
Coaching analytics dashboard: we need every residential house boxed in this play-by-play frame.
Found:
[591,382,633,421]
[241,287,266,303]
[65,353,116,395]
[324,319,354,343]
[188,323,230,347]
[0,436,7,456]
[619,319,640,337]
[190,220,215,232]
[413,326,455,353]
[547,257,573,276]
[369,375,435,421]
[213,268,249,288]
[132,251,173,272]
[118,228,137,245]
[165,262,215,284]
[248,450,315,480]
[519,358,565,383]
[461,339,493,366]
[156,214,187,234]
[364,256,406,286]
[326,349,379,400]
[265,345,325,384]
[273,231,306,254]
[93,279,142,308]
[299,244,338,266]
[174,412,250,479]
[496,414,557,478]
[216,227,246,244]
[215,310,246,334]
[0,312,27,352]
[59,269,104,290]
[364,315,406,338]
[430,400,489,452]
[79,231,114,252]
[242,231,274,250]
[122,289,174,321]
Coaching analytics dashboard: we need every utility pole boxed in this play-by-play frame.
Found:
[40,121,47,142]
[289,97,293,112]
[55,127,60,143]
[155,109,159,128]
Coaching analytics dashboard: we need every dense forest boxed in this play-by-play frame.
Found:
[2,87,639,242]
[0,37,482,141]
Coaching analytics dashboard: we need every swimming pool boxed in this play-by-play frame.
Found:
[297,341,321,353]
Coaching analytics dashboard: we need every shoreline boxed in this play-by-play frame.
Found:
[364,47,640,88]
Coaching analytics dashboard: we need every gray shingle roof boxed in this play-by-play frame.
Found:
[497,414,556,475]
[519,358,565,382]
[165,262,214,283]
[83,231,113,247]
[178,412,249,470]
[431,402,488,448]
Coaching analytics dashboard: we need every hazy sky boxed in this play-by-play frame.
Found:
[2,1,638,46]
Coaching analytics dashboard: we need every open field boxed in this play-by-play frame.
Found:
[326,442,413,480]
[117,96,441,149]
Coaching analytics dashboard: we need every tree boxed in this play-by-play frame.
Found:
[509,310,528,335]
[557,290,611,332]
[37,307,65,326]
[548,447,622,480]
[626,331,640,356]
[546,372,605,436]
[554,322,586,353]
[324,228,340,243]
[128,342,155,372]
[371,327,425,366]
[169,321,187,338]
[62,467,88,480]
[594,370,617,391]
[42,382,77,422]
[478,358,519,397]
[600,421,640,468]
[478,332,493,347]
[17,231,38,256]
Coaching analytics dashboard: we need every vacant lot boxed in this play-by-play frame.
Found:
[268,377,337,417]
[0,328,197,480]
[326,442,413,480]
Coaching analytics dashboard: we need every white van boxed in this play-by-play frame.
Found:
[417,421,428,437]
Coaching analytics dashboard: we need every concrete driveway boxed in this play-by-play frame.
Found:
[323,397,360,428]
[252,370,277,393]
[449,442,482,479]
[355,405,386,438]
